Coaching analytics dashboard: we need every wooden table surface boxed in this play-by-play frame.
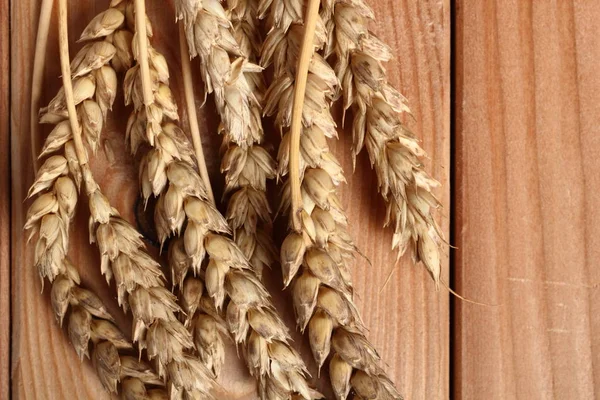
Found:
[2,0,599,399]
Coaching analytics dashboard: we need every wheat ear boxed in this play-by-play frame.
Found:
[175,0,264,148]
[224,0,279,281]
[45,1,216,397]
[329,1,443,283]
[121,3,319,398]
[259,0,402,398]
[110,1,228,378]
[175,0,277,280]
[26,160,166,398]
[84,167,214,399]
[25,2,169,398]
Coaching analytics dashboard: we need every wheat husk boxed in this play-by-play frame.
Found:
[227,0,263,66]
[328,0,443,284]
[259,0,402,398]
[122,4,319,398]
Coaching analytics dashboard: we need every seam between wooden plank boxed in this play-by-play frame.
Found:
[449,0,457,398]
[1,0,11,397]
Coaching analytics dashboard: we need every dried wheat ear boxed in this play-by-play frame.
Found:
[27,159,169,397]
[25,175,166,398]
[325,0,443,283]
[27,140,170,400]
[176,0,278,280]
[29,1,217,398]
[257,0,403,398]
[116,0,230,381]
[25,6,166,400]
[121,1,320,399]
[25,5,163,398]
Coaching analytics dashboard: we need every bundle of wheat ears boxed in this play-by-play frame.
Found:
[26,0,442,398]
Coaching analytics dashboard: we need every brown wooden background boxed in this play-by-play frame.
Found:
[2,0,599,399]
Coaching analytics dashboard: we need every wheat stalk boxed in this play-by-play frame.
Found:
[30,0,54,171]
[328,0,443,284]
[34,2,217,397]
[178,24,216,206]
[259,0,402,398]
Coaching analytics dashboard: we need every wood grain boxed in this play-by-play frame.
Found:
[10,0,449,399]
[1,0,11,397]
[454,1,600,398]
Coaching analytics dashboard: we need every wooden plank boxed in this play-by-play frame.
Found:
[1,0,10,397]
[454,1,600,398]
[10,0,449,398]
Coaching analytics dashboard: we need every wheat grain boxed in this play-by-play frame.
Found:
[122,4,320,398]
[259,0,402,398]
[328,0,443,284]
